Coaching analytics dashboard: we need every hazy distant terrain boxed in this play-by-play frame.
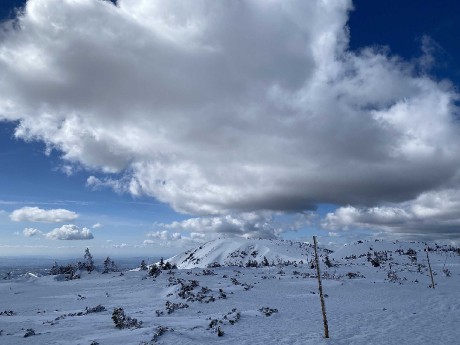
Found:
[1,239,459,344]
[0,257,155,279]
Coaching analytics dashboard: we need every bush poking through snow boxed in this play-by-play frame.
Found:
[386,270,402,284]
[207,262,221,268]
[111,308,142,329]
[44,304,108,324]
[0,310,16,316]
[208,308,241,336]
[223,308,241,325]
[165,301,189,314]
[156,301,190,316]
[86,304,106,314]
[346,272,365,279]
[246,259,259,268]
[23,328,36,338]
[208,319,219,329]
[202,269,216,276]
[218,289,227,299]
[324,256,334,268]
[151,326,173,342]
[443,268,452,277]
[231,277,241,285]
[177,280,200,299]
[259,307,279,317]
[370,257,380,267]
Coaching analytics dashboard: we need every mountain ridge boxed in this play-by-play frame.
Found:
[166,237,332,269]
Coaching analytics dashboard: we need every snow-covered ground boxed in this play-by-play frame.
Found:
[1,239,459,344]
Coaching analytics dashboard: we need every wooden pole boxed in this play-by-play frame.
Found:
[313,236,329,338]
[425,248,435,289]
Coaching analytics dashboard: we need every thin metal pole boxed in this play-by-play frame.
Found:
[313,236,329,338]
[426,248,435,289]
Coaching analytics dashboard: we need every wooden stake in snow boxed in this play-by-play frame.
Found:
[313,236,329,338]
[426,248,435,289]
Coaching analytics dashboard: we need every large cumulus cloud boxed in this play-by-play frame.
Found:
[322,189,460,241]
[1,0,460,238]
[155,212,312,239]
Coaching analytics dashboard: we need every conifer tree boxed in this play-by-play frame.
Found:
[103,256,111,274]
[84,248,95,272]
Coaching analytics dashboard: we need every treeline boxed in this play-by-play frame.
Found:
[49,249,178,280]
[49,248,123,280]
[145,257,177,278]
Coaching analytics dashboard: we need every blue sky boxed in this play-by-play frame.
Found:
[1,0,460,258]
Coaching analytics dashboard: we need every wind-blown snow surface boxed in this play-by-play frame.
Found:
[0,239,459,344]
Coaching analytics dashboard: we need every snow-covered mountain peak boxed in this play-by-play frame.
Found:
[166,237,331,269]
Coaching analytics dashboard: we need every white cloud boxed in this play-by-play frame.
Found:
[190,232,206,240]
[0,0,459,239]
[147,230,182,241]
[45,224,94,240]
[58,164,77,176]
[92,222,102,229]
[86,176,126,194]
[153,212,312,239]
[23,227,42,237]
[10,207,79,223]
[143,232,200,249]
[321,189,460,240]
[0,244,49,249]
[162,213,280,239]
[112,243,129,248]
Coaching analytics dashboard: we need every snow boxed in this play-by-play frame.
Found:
[330,239,442,260]
[166,238,329,269]
[1,239,459,344]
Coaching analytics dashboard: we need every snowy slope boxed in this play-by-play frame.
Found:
[166,238,331,269]
[1,239,459,345]
[332,239,424,259]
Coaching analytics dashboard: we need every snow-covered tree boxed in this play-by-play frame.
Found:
[103,256,119,274]
[148,264,161,278]
[262,256,270,267]
[84,248,95,273]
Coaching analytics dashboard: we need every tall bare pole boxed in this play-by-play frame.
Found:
[313,236,329,338]
[425,248,435,289]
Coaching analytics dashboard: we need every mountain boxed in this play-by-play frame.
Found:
[166,237,332,269]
